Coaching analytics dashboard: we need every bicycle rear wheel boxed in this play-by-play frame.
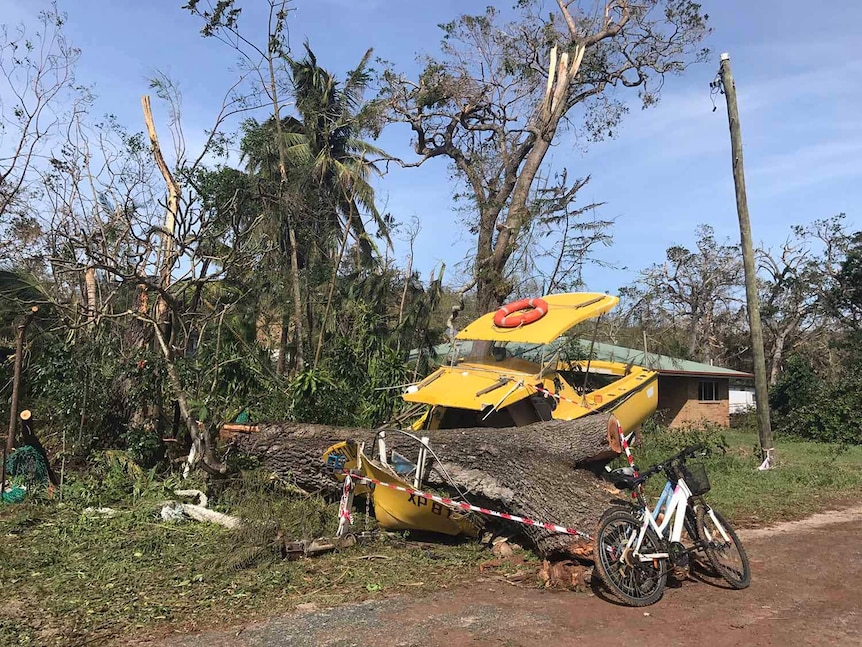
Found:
[696,505,750,589]
[684,506,699,544]
[594,508,667,606]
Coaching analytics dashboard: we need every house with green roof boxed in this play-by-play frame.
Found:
[575,341,753,428]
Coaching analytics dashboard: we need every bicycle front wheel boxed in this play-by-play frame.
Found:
[696,505,751,589]
[594,508,667,606]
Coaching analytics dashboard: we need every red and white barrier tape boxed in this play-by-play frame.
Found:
[338,474,354,524]
[341,469,593,541]
[617,419,639,477]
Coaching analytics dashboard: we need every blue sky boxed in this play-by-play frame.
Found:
[2,0,860,294]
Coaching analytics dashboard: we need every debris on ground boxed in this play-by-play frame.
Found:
[538,559,591,591]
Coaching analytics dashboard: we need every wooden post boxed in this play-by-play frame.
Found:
[6,307,37,457]
[1,444,7,500]
[718,53,775,469]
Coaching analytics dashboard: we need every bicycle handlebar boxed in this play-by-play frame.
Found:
[636,444,707,481]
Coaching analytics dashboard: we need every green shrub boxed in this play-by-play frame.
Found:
[631,419,728,470]
[770,355,862,445]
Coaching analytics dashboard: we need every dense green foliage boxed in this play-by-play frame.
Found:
[0,2,856,475]
[768,233,862,445]
[769,356,862,446]
[0,11,443,470]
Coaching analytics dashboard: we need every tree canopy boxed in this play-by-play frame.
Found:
[1,1,860,479]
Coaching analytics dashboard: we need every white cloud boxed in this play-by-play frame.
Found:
[749,139,862,196]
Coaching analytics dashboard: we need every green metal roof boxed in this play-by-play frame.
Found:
[574,340,753,379]
[412,339,753,379]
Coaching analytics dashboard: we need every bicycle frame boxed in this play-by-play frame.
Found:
[596,444,751,605]
[632,476,693,561]
[622,474,733,563]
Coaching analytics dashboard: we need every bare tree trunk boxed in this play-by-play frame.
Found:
[769,327,790,385]
[141,95,179,335]
[5,307,37,456]
[687,319,699,360]
[266,47,305,374]
[478,42,589,312]
[152,322,227,476]
[314,204,354,368]
[141,95,182,442]
[395,245,414,355]
[276,311,290,375]
[84,267,98,328]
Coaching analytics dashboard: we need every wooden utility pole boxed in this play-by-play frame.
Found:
[718,52,775,469]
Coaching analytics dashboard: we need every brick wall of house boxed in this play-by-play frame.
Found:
[656,375,730,428]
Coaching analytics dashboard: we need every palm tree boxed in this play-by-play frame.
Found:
[241,43,390,372]
[287,45,386,248]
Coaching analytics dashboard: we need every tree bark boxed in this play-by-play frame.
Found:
[477,44,587,313]
[232,414,623,557]
[6,307,37,456]
[267,43,305,375]
[84,266,98,328]
[768,326,791,385]
[314,203,354,368]
[276,311,290,375]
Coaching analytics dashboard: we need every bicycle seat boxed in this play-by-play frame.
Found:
[608,467,646,490]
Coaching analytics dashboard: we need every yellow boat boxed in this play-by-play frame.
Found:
[320,293,656,539]
[321,439,480,537]
[404,292,658,434]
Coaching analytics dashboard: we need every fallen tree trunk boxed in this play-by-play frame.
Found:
[232,414,623,557]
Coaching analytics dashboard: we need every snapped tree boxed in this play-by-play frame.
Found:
[377,0,710,312]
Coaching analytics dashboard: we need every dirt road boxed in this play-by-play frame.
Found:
[154,507,862,647]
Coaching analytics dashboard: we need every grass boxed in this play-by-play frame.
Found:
[2,430,861,645]
[0,468,489,646]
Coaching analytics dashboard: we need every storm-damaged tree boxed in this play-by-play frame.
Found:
[377,0,710,313]
[184,0,308,373]
[36,62,267,474]
[185,2,395,374]
[241,44,391,370]
[625,225,743,364]
[758,215,853,384]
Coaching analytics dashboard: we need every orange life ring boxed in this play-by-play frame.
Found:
[493,297,549,328]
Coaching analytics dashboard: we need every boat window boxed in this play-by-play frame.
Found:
[390,451,417,476]
[463,340,495,361]
[463,341,545,362]
[558,369,619,393]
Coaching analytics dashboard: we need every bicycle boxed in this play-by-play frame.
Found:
[593,444,751,606]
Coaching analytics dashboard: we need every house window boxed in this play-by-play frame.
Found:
[698,380,719,402]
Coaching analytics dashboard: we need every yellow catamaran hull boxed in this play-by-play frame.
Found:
[320,292,658,539]
[321,440,480,537]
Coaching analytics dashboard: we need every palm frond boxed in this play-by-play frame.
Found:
[342,48,374,111]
